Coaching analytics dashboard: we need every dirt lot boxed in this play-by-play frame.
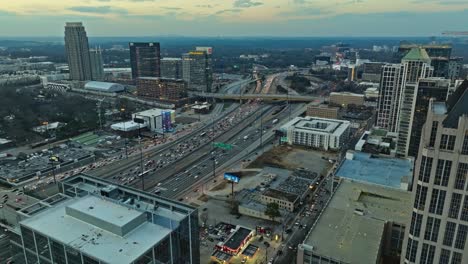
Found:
[247,145,334,176]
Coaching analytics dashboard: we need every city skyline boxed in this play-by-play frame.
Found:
[0,0,467,37]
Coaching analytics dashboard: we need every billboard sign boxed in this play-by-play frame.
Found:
[161,111,173,133]
[196,46,213,55]
[224,173,240,183]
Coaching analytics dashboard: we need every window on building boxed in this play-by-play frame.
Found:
[420,243,436,264]
[34,231,51,260]
[414,185,428,210]
[435,159,452,187]
[419,156,433,183]
[461,196,468,222]
[462,133,468,155]
[449,193,462,219]
[429,121,438,147]
[448,135,456,151]
[20,226,37,253]
[443,221,457,247]
[439,249,451,264]
[50,239,66,264]
[405,238,419,262]
[454,224,468,250]
[455,163,468,190]
[440,134,449,149]
[410,212,423,237]
[429,189,446,215]
[451,252,463,264]
[424,217,441,242]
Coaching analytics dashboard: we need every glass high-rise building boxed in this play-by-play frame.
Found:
[407,78,450,158]
[161,58,183,79]
[10,174,200,264]
[182,48,212,93]
[129,42,161,80]
[64,22,93,81]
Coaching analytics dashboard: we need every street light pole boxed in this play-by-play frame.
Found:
[120,108,128,159]
[260,103,264,153]
[138,124,144,190]
[211,116,216,182]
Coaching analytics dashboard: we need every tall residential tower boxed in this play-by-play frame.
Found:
[64,22,93,81]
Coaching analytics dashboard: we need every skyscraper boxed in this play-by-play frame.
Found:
[376,63,406,132]
[395,48,433,157]
[89,48,104,81]
[182,48,212,92]
[377,48,434,157]
[401,80,468,264]
[161,58,183,79]
[129,42,161,79]
[407,78,450,158]
[64,22,93,81]
[399,44,452,78]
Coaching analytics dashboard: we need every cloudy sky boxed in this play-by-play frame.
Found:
[0,0,467,36]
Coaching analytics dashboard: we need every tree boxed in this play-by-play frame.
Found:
[264,202,281,221]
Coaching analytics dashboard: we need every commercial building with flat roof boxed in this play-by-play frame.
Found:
[137,77,187,101]
[306,104,340,119]
[297,180,412,264]
[281,117,350,151]
[10,174,199,264]
[337,151,413,190]
[260,188,300,212]
[133,108,176,133]
[329,92,365,107]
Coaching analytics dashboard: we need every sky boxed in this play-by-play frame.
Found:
[0,0,467,37]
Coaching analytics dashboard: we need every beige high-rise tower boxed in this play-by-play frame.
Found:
[64,22,93,81]
[401,81,468,264]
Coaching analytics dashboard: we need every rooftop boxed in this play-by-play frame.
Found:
[303,180,412,263]
[84,81,125,92]
[20,195,172,264]
[134,108,175,117]
[402,48,431,63]
[336,151,413,190]
[224,227,253,251]
[330,92,364,97]
[262,188,299,203]
[281,116,350,135]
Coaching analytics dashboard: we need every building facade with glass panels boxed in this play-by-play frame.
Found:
[10,174,199,264]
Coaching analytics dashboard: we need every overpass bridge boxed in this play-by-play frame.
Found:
[190,92,325,102]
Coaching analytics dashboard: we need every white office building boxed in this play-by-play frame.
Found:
[133,108,176,133]
[281,117,350,151]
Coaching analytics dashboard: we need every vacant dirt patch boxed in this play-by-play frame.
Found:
[210,181,228,191]
[247,145,296,169]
